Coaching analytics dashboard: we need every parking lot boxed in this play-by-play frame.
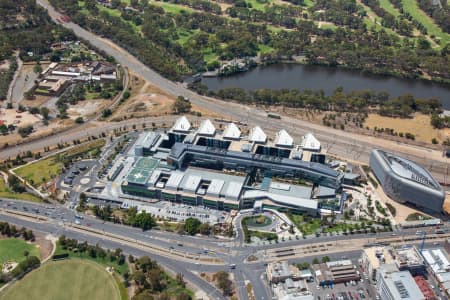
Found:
[120,199,228,224]
[308,280,376,300]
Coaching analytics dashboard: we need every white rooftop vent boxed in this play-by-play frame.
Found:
[198,119,216,136]
[275,129,293,147]
[223,123,241,140]
[249,126,267,144]
[300,133,321,151]
[172,116,191,133]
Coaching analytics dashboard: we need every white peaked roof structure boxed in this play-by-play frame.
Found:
[172,116,191,133]
[300,133,321,151]
[249,126,267,144]
[223,123,241,140]
[198,119,216,136]
[275,129,294,147]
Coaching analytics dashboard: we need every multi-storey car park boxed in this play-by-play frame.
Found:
[370,149,445,214]
[108,117,352,216]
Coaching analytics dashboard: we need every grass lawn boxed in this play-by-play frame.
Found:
[14,156,63,188]
[0,239,40,265]
[0,259,121,300]
[406,212,432,221]
[0,177,42,202]
[246,0,272,11]
[288,214,321,235]
[401,0,450,47]
[302,0,315,8]
[155,2,194,14]
[244,215,272,227]
[379,0,400,17]
[85,91,101,100]
[165,274,195,298]
[53,242,129,275]
[258,43,275,54]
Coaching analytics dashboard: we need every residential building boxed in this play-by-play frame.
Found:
[312,260,360,286]
[376,264,425,300]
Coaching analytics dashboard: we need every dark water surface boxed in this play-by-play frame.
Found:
[202,64,450,109]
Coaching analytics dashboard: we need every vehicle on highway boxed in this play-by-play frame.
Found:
[229,264,236,269]
[267,112,281,119]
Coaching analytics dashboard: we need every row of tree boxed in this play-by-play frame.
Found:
[190,84,442,118]
[92,205,157,231]
[131,255,191,300]
[361,0,414,36]
[58,235,126,265]
[49,0,450,82]
[0,58,17,100]
[417,0,450,34]
[0,221,35,240]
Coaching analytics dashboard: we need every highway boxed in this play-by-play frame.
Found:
[3,198,450,299]
[1,0,447,187]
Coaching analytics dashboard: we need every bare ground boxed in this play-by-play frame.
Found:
[364,113,449,144]
[111,73,221,121]
[34,232,54,261]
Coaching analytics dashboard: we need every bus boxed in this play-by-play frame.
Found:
[267,113,281,119]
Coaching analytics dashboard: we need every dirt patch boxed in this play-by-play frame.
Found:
[443,194,450,215]
[0,118,73,148]
[0,60,10,71]
[214,1,232,10]
[21,95,53,108]
[364,113,449,144]
[34,232,54,261]
[0,108,41,127]
[67,100,108,119]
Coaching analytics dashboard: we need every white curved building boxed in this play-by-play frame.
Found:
[370,149,445,213]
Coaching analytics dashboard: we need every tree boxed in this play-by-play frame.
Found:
[18,125,34,138]
[198,223,211,235]
[133,211,156,231]
[184,217,201,235]
[33,63,42,74]
[8,174,25,193]
[176,273,186,288]
[75,116,84,124]
[102,109,112,118]
[176,292,192,300]
[172,96,192,114]
[215,271,232,296]
[40,106,50,120]
[147,269,164,291]
[322,256,330,263]
[312,258,320,264]
[133,270,146,286]
[132,290,154,300]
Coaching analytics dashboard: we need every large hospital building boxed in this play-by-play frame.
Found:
[115,117,350,215]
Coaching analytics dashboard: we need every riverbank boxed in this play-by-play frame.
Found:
[205,58,450,85]
[200,63,450,110]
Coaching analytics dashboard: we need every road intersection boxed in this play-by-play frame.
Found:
[2,198,450,299]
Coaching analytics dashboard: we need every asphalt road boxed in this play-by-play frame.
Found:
[3,198,450,299]
[1,0,446,187]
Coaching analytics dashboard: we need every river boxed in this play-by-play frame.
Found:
[201,64,450,110]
